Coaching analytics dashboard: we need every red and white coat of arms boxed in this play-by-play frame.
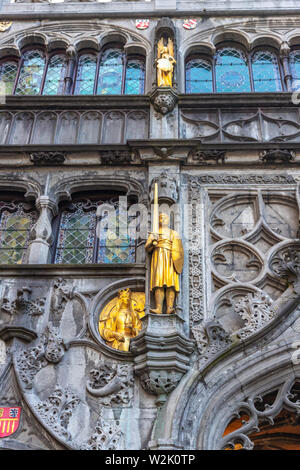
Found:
[135,19,150,30]
[183,19,197,30]
[0,406,21,438]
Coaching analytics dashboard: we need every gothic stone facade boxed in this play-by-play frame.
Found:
[0,0,299,451]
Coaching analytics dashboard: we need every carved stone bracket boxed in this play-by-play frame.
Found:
[51,278,76,316]
[150,87,178,116]
[188,148,226,165]
[130,314,194,404]
[259,149,295,164]
[30,152,66,166]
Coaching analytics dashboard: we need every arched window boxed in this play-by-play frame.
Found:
[43,53,68,95]
[15,50,46,95]
[0,196,38,264]
[54,194,138,264]
[74,47,145,96]
[289,50,300,91]
[0,60,18,95]
[185,57,213,93]
[97,48,123,95]
[251,50,282,92]
[215,47,251,93]
[74,53,97,95]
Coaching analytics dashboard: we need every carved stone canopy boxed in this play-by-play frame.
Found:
[150,170,179,204]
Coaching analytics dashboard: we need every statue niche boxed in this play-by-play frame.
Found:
[99,289,145,352]
[156,37,176,88]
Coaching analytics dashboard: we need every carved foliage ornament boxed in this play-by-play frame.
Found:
[30,152,66,166]
[1,287,46,317]
[259,149,295,164]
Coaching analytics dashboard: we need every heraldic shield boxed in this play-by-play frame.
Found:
[172,236,184,274]
[0,406,21,438]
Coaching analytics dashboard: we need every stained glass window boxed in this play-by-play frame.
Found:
[124,59,145,95]
[74,54,97,95]
[252,51,282,92]
[43,54,67,95]
[215,48,251,93]
[289,51,300,91]
[55,200,136,264]
[0,61,18,95]
[0,201,38,264]
[185,58,213,93]
[15,50,45,96]
[97,49,123,95]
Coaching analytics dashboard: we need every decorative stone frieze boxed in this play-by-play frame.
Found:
[188,148,226,165]
[30,152,66,166]
[259,149,295,163]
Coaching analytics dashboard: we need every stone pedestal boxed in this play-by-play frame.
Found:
[130,313,194,404]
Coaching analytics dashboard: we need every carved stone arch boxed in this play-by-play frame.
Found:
[51,175,146,205]
[0,177,41,202]
[74,38,100,53]
[47,37,70,53]
[212,30,251,51]
[16,32,48,52]
[183,42,215,60]
[250,35,282,52]
[88,277,145,359]
[0,45,20,60]
[99,31,128,50]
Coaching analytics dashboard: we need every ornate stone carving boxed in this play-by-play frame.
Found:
[188,148,226,165]
[78,411,124,451]
[15,326,65,389]
[139,370,183,396]
[194,321,233,365]
[30,152,66,166]
[100,150,139,165]
[188,174,296,185]
[51,279,76,316]
[1,287,46,317]
[35,387,80,441]
[150,170,179,204]
[259,149,295,163]
[271,247,300,281]
[234,292,276,339]
[150,88,178,115]
[86,362,134,406]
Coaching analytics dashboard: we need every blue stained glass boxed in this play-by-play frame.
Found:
[216,48,251,93]
[97,49,123,95]
[252,51,282,92]
[74,55,97,95]
[15,50,45,96]
[186,59,213,93]
[43,54,67,95]
[290,51,300,92]
[124,60,145,95]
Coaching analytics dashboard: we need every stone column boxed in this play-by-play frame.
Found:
[25,196,57,264]
[280,42,292,91]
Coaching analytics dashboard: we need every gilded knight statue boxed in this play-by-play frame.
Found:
[145,212,184,314]
[99,289,145,352]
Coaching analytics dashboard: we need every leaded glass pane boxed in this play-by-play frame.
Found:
[98,208,136,263]
[252,51,282,92]
[74,55,97,95]
[124,59,145,95]
[216,48,251,93]
[185,58,213,93]
[55,205,95,264]
[15,50,45,96]
[43,54,67,95]
[55,200,136,264]
[0,203,38,264]
[97,49,123,95]
[290,51,300,92]
[0,61,18,95]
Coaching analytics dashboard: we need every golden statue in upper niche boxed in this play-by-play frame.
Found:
[156,37,176,87]
[99,289,145,352]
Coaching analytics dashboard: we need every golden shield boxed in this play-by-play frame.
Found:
[172,237,184,274]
